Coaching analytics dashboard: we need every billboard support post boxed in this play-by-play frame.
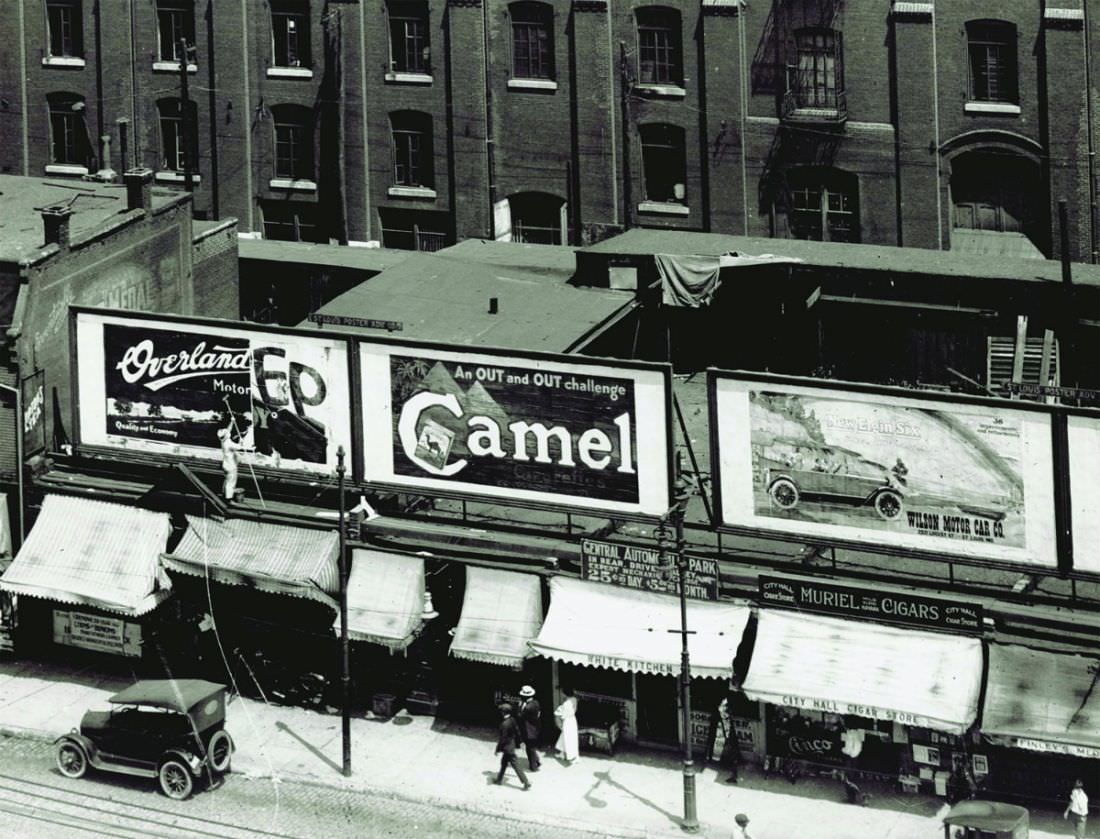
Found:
[337,446,351,777]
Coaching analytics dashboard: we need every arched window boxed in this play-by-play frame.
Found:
[46,92,91,167]
[388,1,430,74]
[510,2,554,80]
[966,20,1017,104]
[157,97,198,173]
[270,104,314,181]
[640,123,686,204]
[785,167,859,243]
[390,111,434,188]
[509,192,566,244]
[951,150,1042,250]
[636,7,681,86]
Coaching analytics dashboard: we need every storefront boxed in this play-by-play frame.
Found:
[0,494,173,667]
[978,643,1100,808]
[529,576,751,752]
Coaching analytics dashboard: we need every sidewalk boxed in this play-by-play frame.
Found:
[0,658,1086,839]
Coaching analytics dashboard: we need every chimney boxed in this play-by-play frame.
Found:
[41,205,75,250]
[488,297,499,314]
[124,167,154,213]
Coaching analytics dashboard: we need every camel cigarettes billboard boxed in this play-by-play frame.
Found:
[1067,414,1100,575]
[359,343,672,517]
[710,373,1058,567]
[73,310,353,475]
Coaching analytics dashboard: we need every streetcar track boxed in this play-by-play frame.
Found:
[0,800,136,839]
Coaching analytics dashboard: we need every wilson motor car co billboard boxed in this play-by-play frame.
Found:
[73,310,353,476]
[359,343,672,518]
[710,372,1059,568]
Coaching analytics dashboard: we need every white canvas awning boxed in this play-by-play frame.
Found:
[344,549,425,651]
[450,566,543,668]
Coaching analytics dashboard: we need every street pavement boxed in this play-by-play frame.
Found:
[0,657,1087,839]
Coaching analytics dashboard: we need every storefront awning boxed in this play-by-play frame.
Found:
[529,577,750,679]
[450,567,543,668]
[344,549,425,651]
[981,644,1100,758]
[0,495,172,617]
[164,516,339,607]
[742,610,982,734]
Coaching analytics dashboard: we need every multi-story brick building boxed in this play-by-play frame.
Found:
[2,0,1095,260]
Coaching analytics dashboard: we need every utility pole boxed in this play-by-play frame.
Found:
[337,446,351,776]
[179,38,194,193]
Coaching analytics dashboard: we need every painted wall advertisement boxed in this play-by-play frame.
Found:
[52,610,142,657]
[360,344,671,517]
[712,374,1058,567]
[74,312,353,475]
[1067,414,1100,575]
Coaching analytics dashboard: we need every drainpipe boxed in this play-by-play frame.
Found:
[18,0,28,174]
[930,4,943,249]
[1084,0,1098,263]
[482,0,497,238]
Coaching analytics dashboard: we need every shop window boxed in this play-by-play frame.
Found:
[46,0,83,58]
[390,110,433,188]
[509,192,566,244]
[510,2,554,80]
[636,7,681,86]
[156,0,195,62]
[967,20,1017,103]
[640,123,687,204]
[786,28,843,110]
[271,105,314,181]
[157,97,197,173]
[262,201,324,243]
[388,1,430,74]
[47,93,91,167]
[786,167,859,243]
[271,0,310,68]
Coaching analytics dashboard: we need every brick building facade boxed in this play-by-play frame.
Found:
[2,0,1094,259]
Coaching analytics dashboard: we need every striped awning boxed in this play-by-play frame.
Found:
[450,567,543,668]
[529,577,750,679]
[0,495,172,616]
[164,516,339,607]
[344,549,425,651]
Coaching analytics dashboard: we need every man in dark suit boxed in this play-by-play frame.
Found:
[495,704,530,789]
[518,685,542,771]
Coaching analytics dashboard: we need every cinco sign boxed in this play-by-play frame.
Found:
[360,343,671,517]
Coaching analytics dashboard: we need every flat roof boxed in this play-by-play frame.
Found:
[583,228,1100,287]
[0,175,182,263]
[237,238,412,273]
[306,241,633,352]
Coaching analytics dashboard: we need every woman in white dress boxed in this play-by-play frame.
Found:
[554,686,579,763]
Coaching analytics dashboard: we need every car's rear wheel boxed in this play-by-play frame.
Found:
[159,759,194,800]
[56,743,87,779]
[874,490,903,520]
[769,478,799,510]
[207,730,233,774]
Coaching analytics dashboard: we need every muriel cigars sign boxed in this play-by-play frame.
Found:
[73,311,353,476]
[359,343,672,517]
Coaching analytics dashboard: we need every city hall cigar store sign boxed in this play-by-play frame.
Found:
[359,343,672,517]
[759,575,984,633]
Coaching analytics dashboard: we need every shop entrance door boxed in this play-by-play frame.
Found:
[635,674,679,746]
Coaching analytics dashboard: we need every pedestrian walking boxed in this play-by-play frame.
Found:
[554,686,579,764]
[518,685,542,772]
[1064,778,1089,839]
[734,812,754,839]
[494,704,530,790]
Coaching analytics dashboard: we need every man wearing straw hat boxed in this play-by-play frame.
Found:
[518,685,542,772]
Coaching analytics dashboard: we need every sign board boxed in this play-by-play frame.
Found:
[73,310,354,476]
[581,538,718,600]
[21,370,46,457]
[990,736,1100,760]
[689,708,712,754]
[759,575,984,634]
[711,373,1058,568]
[360,342,672,518]
[1067,414,1100,575]
[308,313,403,332]
[1004,382,1100,403]
[52,609,142,657]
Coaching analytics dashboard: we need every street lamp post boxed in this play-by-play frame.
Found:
[336,446,351,777]
[664,471,697,833]
[0,383,25,551]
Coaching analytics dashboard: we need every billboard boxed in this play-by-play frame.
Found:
[711,373,1058,567]
[1067,414,1100,575]
[359,343,671,517]
[73,311,353,475]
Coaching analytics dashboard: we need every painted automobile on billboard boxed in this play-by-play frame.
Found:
[1067,413,1100,575]
[711,374,1058,567]
[359,343,671,517]
[74,311,353,476]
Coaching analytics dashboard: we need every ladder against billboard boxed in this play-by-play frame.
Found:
[708,371,1060,569]
[359,343,672,519]
[72,309,354,477]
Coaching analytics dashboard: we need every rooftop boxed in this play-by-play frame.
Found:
[237,237,412,273]
[0,175,182,264]
[305,240,634,353]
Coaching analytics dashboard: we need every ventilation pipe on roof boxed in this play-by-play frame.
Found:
[488,297,499,315]
[41,205,74,250]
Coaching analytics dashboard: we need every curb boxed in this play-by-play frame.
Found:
[0,724,60,744]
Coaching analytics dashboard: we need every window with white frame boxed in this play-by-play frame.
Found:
[786,167,859,243]
[272,1,310,68]
[47,93,90,166]
[967,20,1017,103]
[156,0,195,62]
[388,1,430,74]
[46,0,83,58]
[272,105,313,180]
[158,98,185,171]
[636,7,681,86]
[391,111,433,188]
[510,2,553,80]
[640,123,686,203]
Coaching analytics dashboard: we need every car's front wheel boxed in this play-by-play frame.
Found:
[159,758,194,800]
[874,490,903,520]
[56,742,87,779]
[207,730,233,774]
[769,478,800,510]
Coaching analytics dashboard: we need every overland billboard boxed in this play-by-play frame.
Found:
[359,342,672,518]
[73,310,353,476]
[710,372,1059,568]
